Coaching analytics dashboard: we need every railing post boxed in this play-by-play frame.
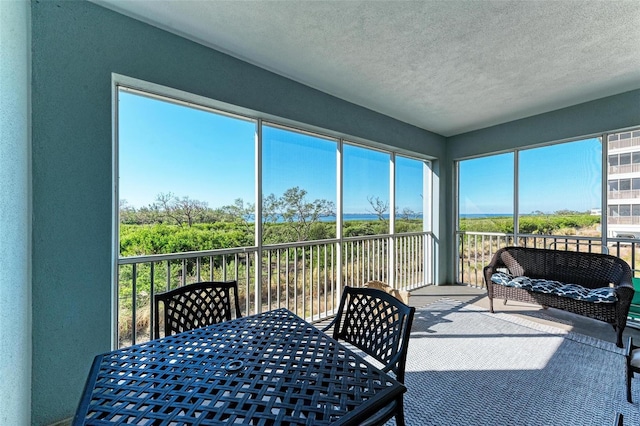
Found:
[131,263,137,345]
[149,262,155,340]
[116,232,431,346]
[389,234,396,288]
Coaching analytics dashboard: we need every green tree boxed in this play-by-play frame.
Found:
[260,187,335,242]
[218,198,254,238]
[120,188,338,248]
[280,187,335,242]
[154,192,209,227]
[399,207,416,221]
[367,195,389,223]
[119,200,137,224]
[135,204,165,224]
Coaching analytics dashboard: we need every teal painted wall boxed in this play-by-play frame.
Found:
[447,89,640,160]
[0,1,31,425]
[30,1,445,423]
[32,1,639,422]
[444,89,640,285]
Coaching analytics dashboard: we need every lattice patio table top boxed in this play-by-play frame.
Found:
[73,308,405,425]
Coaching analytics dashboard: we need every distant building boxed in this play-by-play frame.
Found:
[607,129,640,239]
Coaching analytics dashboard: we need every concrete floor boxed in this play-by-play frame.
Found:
[410,284,640,347]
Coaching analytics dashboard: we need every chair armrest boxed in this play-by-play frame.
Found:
[483,248,509,286]
[320,316,338,333]
[483,264,494,286]
[616,282,635,304]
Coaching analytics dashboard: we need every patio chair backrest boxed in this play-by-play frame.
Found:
[330,286,415,383]
[154,280,241,338]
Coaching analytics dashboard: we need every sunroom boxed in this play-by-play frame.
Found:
[2,1,640,425]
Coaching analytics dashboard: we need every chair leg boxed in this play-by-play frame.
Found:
[616,328,624,348]
[389,395,407,426]
[627,369,633,403]
[395,407,406,426]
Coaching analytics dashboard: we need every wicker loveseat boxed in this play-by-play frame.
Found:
[483,246,634,347]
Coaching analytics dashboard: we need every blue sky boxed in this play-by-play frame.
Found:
[120,90,601,217]
[118,90,425,214]
[459,138,602,215]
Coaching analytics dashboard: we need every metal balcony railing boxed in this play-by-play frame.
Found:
[608,216,640,225]
[608,189,640,200]
[457,231,640,287]
[117,232,433,347]
[608,136,640,151]
[608,164,640,175]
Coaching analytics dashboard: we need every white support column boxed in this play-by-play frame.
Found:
[0,0,32,424]
[255,119,263,312]
[336,139,344,298]
[389,153,396,287]
[600,134,608,251]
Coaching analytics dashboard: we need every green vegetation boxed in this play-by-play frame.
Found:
[120,188,423,256]
[459,212,600,235]
[120,223,251,256]
[120,219,422,256]
[117,188,423,345]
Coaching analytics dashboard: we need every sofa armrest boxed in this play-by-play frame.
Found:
[483,248,507,286]
[482,264,494,287]
[616,282,635,305]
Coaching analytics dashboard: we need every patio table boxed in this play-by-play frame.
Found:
[73,308,405,425]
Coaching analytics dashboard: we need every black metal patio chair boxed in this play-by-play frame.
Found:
[322,286,415,426]
[614,412,623,426]
[154,280,241,338]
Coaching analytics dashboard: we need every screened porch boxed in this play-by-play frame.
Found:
[2,1,640,425]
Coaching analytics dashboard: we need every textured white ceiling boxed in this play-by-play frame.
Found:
[93,0,640,136]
